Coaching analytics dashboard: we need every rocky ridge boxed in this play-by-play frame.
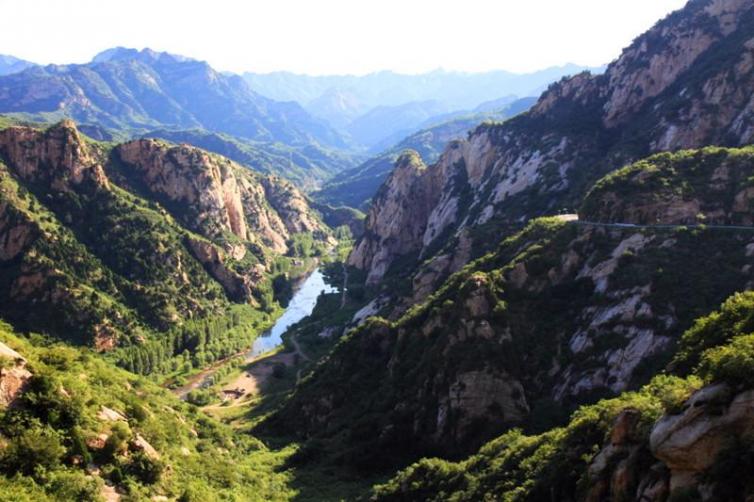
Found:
[349,0,754,299]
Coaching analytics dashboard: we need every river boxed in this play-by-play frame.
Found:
[247,267,338,357]
[174,267,337,396]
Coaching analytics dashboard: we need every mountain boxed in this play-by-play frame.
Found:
[314,97,537,209]
[271,145,754,469]
[139,128,359,190]
[373,287,754,500]
[266,0,754,478]
[243,65,602,113]
[350,0,754,288]
[244,66,599,149]
[0,118,331,370]
[0,48,349,150]
[346,100,453,149]
[305,88,368,130]
[0,54,35,76]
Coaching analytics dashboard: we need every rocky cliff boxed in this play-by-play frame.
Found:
[114,138,325,254]
[350,0,754,301]
[348,151,447,283]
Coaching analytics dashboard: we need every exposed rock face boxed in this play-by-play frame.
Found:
[0,120,109,191]
[586,409,670,502]
[115,139,325,254]
[0,119,331,348]
[651,384,754,490]
[185,236,259,302]
[348,151,447,284]
[349,0,754,296]
[0,342,31,407]
[259,176,322,236]
[590,383,754,501]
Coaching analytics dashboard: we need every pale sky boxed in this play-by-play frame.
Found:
[0,0,688,75]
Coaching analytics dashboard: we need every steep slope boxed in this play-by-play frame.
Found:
[269,146,754,469]
[373,291,754,502]
[0,120,330,371]
[314,98,536,210]
[0,48,348,150]
[350,0,754,293]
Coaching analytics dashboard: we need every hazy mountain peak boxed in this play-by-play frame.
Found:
[91,46,195,64]
[0,53,36,76]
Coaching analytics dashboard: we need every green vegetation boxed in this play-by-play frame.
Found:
[0,120,336,383]
[581,146,754,224]
[271,205,754,471]
[0,321,299,501]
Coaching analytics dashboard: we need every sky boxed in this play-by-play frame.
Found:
[0,0,688,75]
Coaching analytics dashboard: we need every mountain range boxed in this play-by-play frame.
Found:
[244,65,600,148]
[1,0,754,500]
[263,0,754,498]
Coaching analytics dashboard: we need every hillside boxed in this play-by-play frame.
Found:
[0,48,349,151]
[0,320,301,501]
[373,290,754,501]
[268,144,754,469]
[0,119,331,374]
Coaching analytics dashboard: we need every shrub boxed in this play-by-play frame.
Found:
[0,425,65,475]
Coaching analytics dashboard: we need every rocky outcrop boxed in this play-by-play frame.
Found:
[260,176,322,236]
[349,0,754,296]
[116,139,326,254]
[348,151,447,284]
[650,384,754,491]
[117,139,249,240]
[0,341,31,406]
[186,236,259,303]
[586,409,670,502]
[0,120,109,192]
[585,383,754,501]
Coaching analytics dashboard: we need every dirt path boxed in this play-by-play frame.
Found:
[203,331,312,408]
[202,350,297,410]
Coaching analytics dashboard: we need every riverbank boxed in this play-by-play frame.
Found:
[171,266,337,401]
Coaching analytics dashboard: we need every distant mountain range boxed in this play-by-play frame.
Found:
[0,48,348,149]
[0,54,35,75]
[243,65,602,148]
[0,48,599,189]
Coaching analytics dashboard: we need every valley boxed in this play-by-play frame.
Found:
[0,0,753,500]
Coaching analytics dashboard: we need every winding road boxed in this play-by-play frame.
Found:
[559,214,754,232]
